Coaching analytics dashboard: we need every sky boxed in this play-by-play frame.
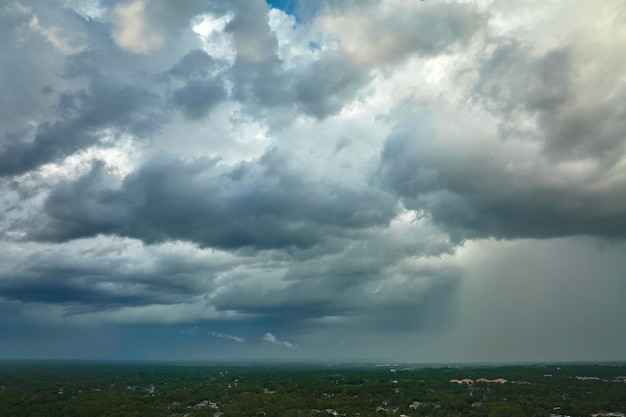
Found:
[0,0,625,363]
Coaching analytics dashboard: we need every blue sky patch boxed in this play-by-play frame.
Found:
[266,0,297,15]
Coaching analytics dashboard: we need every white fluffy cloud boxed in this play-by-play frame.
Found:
[263,332,295,348]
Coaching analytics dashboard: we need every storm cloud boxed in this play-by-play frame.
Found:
[1,0,625,362]
[37,149,398,250]
[378,3,626,242]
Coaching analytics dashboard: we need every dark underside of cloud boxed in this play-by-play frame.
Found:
[377,39,626,242]
[0,79,162,177]
[378,132,626,241]
[35,149,397,250]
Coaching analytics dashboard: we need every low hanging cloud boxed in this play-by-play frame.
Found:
[0,237,224,311]
[35,149,398,250]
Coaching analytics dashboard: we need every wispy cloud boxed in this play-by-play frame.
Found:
[179,326,199,335]
[210,331,245,343]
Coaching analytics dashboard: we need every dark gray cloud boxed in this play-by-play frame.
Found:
[0,1,235,179]
[36,149,398,250]
[0,6,61,129]
[222,1,483,120]
[172,79,227,119]
[227,47,369,122]
[167,49,229,119]
[0,0,368,183]
[0,4,90,177]
[0,77,162,177]
[1,212,457,340]
[333,137,352,154]
[225,0,285,110]
[0,240,214,310]
[409,3,484,56]
[0,5,171,178]
[473,45,572,115]
[168,49,221,79]
[225,0,278,64]
[378,33,626,242]
[378,118,626,241]
[472,41,626,162]
[0,0,483,183]
[205,222,457,334]
[293,51,369,119]
[223,0,372,120]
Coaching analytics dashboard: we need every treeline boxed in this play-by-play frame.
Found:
[0,363,625,417]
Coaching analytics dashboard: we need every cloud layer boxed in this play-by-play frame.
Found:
[1,0,625,361]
